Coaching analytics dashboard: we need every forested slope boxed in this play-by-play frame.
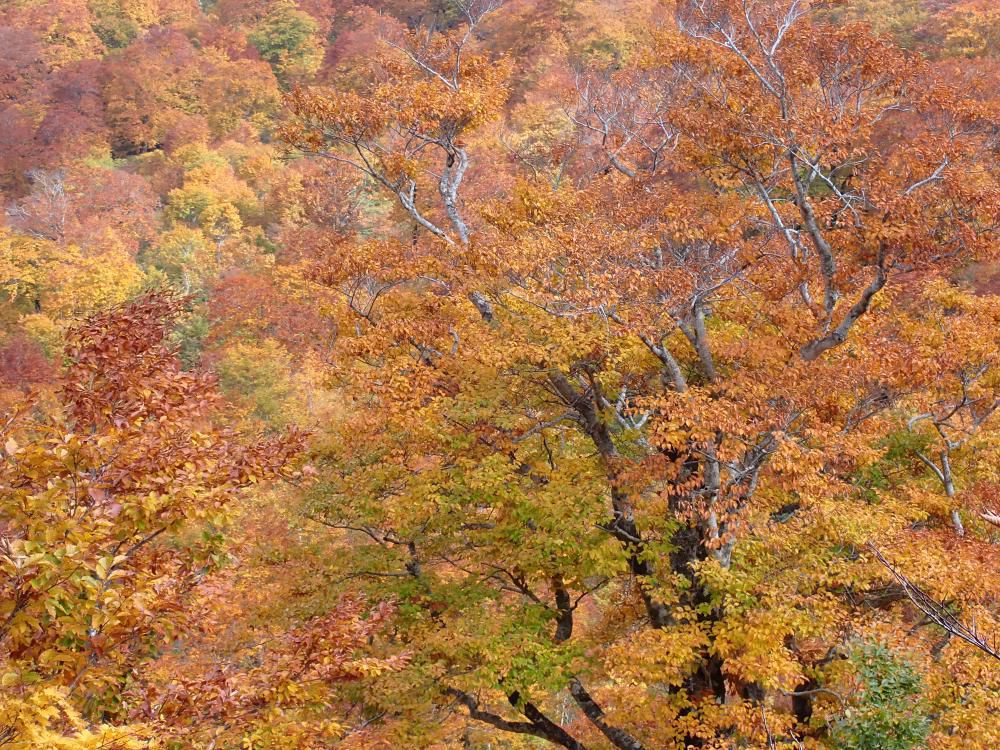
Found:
[1,2,999,749]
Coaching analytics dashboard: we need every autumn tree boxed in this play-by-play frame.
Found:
[281,1,1000,749]
[248,0,325,86]
[0,293,303,747]
[283,0,510,246]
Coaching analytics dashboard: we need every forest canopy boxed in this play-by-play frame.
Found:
[1,1,999,749]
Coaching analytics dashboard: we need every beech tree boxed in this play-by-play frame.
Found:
[0,294,303,748]
[283,0,510,246]
[281,2,1000,748]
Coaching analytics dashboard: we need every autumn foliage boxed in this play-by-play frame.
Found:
[2,1,1000,749]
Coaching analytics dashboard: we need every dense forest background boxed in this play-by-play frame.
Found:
[1,1,1000,748]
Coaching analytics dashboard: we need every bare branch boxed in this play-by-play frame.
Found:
[867,543,1000,662]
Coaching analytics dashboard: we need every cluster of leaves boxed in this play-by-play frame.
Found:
[831,642,930,750]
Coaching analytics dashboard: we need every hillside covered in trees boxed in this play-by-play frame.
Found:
[1,1,1000,748]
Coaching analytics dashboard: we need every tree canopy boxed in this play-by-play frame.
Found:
[1,1,999,749]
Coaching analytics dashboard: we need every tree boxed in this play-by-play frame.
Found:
[248,1,324,86]
[281,2,1000,748]
[0,292,303,747]
[283,0,510,246]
